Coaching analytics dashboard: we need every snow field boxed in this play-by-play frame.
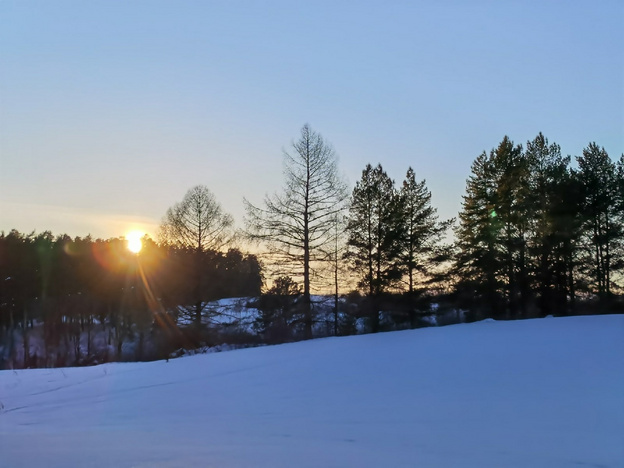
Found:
[1,315,623,467]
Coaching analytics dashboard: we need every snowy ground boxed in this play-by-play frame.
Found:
[1,315,623,468]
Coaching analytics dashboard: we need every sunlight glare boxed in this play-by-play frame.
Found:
[126,230,144,253]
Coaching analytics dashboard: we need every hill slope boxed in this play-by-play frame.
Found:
[1,315,623,467]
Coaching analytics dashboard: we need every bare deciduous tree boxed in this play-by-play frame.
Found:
[159,185,234,253]
[159,185,234,327]
[244,124,347,339]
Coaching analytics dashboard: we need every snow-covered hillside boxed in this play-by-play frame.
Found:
[1,315,623,468]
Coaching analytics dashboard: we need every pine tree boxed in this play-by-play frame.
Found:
[489,137,527,317]
[347,164,403,298]
[455,150,503,316]
[523,133,576,315]
[455,137,529,317]
[397,167,453,295]
[615,155,624,290]
[548,167,584,310]
[576,144,623,298]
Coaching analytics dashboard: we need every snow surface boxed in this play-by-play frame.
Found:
[1,315,623,468]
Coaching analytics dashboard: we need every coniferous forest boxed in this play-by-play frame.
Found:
[1,127,623,369]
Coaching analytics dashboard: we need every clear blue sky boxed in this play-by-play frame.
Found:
[1,0,622,240]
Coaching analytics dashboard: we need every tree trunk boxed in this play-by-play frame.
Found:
[302,219,312,339]
[334,248,339,337]
[194,300,202,329]
[302,144,312,340]
[303,237,312,339]
[22,308,30,368]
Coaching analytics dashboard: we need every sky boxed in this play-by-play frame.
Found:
[1,0,623,241]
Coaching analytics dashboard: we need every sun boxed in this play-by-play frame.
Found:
[125,230,144,254]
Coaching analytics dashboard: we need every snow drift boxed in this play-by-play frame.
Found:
[1,315,623,467]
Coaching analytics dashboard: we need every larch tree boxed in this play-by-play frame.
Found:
[244,124,347,339]
[328,212,349,335]
[159,185,235,327]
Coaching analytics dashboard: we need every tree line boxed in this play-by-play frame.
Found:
[0,231,261,368]
[246,126,623,333]
[1,125,622,368]
[455,134,623,318]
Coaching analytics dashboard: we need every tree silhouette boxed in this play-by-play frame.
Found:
[159,185,235,327]
[245,124,347,339]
